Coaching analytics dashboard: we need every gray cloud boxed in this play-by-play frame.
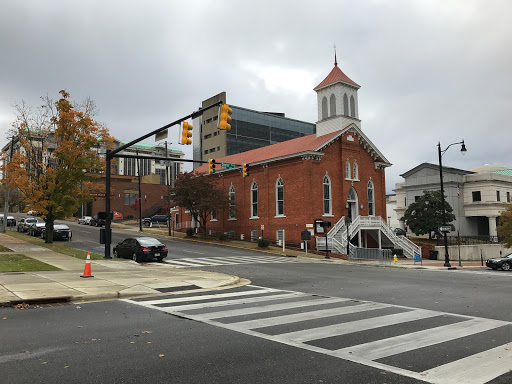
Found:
[1,0,511,192]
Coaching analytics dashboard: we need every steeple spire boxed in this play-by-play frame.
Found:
[334,44,338,67]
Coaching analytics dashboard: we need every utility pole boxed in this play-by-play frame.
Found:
[2,137,15,233]
[165,141,171,236]
[136,151,142,232]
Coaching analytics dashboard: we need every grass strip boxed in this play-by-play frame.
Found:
[0,254,60,272]
[3,230,125,261]
[0,245,13,252]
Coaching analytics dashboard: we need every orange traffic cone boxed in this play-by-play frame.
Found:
[80,252,94,278]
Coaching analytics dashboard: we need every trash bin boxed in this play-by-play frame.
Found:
[99,228,112,244]
[429,250,438,260]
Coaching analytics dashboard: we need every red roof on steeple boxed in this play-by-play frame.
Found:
[314,61,360,90]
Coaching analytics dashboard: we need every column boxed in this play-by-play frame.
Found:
[488,216,498,241]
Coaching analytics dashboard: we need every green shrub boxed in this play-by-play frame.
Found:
[257,238,271,248]
[186,228,194,237]
[218,233,228,241]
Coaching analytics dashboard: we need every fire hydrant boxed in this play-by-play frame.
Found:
[393,254,398,265]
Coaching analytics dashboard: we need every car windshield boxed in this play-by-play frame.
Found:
[54,225,69,230]
[137,238,162,246]
[505,254,512,259]
[26,218,37,223]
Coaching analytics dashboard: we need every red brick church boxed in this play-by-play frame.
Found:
[174,57,419,257]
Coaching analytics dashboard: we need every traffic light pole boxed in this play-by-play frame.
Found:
[103,101,223,259]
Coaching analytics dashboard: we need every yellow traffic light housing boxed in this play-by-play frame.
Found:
[243,163,249,177]
[208,158,216,174]
[181,122,193,145]
[218,104,232,130]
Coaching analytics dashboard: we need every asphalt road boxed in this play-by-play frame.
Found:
[4,214,512,383]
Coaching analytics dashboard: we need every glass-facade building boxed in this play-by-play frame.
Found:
[226,106,316,155]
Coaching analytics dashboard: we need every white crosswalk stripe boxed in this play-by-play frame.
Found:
[164,255,303,267]
[124,285,512,384]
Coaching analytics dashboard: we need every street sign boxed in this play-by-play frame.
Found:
[221,162,235,170]
[301,230,311,241]
[261,225,264,230]
[439,226,451,233]
[155,128,168,142]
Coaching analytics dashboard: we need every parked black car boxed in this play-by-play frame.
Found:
[42,224,72,241]
[89,214,106,227]
[113,237,168,262]
[486,253,512,271]
[393,228,406,236]
[28,223,46,237]
[143,215,169,227]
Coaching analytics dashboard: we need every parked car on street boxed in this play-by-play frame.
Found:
[393,228,406,236]
[42,224,72,241]
[17,217,38,233]
[28,223,46,237]
[78,216,92,225]
[486,253,512,271]
[143,214,169,227]
[0,215,16,227]
[89,214,105,227]
[113,237,168,262]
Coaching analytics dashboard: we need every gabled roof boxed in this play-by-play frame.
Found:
[400,163,474,178]
[195,123,391,175]
[314,63,360,91]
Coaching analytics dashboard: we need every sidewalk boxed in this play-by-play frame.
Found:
[0,229,489,306]
[0,233,244,306]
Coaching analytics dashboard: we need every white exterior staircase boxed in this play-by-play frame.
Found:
[316,216,421,258]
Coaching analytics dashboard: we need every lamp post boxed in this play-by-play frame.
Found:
[344,216,352,257]
[437,140,467,267]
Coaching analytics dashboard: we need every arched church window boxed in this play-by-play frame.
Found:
[229,185,236,219]
[251,181,258,218]
[322,97,328,119]
[323,175,332,215]
[350,95,356,117]
[329,94,336,117]
[276,177,284,216]
[345,161,351,179]
[353,161,358,180]
[368,180,375,216]
[343,93,349,116]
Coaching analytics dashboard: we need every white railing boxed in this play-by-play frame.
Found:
[320,215,421,258]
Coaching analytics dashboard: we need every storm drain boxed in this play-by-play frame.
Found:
[156,285,202,293]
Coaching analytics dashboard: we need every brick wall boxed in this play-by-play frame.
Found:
[174,131,387,246]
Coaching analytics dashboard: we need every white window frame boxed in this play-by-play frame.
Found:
[228,184,236,220]
[323,174,332,216]
[250,181,258,218]
[275,176,285,217]
[353,161,359,180]
[345,160,351,180]
[368,180,375,216]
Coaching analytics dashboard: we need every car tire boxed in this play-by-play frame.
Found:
[132,253,140,263]
[113,250,119,258]
[502,263,511,271]
[144,221,151,227]
[156,257,164,262]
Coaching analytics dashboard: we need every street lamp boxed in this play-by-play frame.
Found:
[437,140,467,267]
[344,216,352,257]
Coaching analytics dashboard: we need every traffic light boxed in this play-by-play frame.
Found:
[243,163,249,177]
[208,159,216,174]
[218,104,232,130]
[181,122,193,145]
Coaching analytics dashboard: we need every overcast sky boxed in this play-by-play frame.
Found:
[1,0,510,193]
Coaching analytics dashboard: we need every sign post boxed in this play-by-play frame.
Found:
[261,224,264,240]
[301,230,311,256]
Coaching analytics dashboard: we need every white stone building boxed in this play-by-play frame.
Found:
[394,163,512,238]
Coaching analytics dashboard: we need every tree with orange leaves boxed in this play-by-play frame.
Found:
[2,90,114,243]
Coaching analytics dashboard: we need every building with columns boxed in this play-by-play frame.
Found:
[394,163,512,239]
[175,57,420,257]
